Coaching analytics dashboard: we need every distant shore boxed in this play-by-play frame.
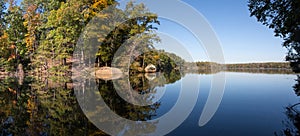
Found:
[0,62,294,78]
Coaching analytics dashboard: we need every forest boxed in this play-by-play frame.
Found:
[0,0,299,135]
[181,61,293,74]
[0,0,295,78]
[0,0,183,77]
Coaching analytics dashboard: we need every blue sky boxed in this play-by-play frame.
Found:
[155,0,286,63]
[15,0,286,63]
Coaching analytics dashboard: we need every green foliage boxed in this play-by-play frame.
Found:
[0,1,29,71]
[226,62,291,69]
[32,0,117,75]
[185,61,293,74]
[0,32,15,71]
[92,1,160,67]
[0,76,106,135]
[0,0,162,76]
[1,73,179,135]
[22,1,41,54]
[5,4,27,56]
[0,0,6,36]
[129,50,185,73]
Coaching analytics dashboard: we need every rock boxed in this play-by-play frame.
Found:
[145,73,157,81]
[145,64,156,73]
[95,67,123,80]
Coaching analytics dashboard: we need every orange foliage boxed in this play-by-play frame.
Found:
[8,54,16,61]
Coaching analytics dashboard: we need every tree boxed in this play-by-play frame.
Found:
[32,0,117,75]
[0,32,15,71]
[93,1,160,67]
[4,1,28,70]
[0,0,13,71]
[0,0,6,36]
[22,0,42,55]
[248,0,300,72]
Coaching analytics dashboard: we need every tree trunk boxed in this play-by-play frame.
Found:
[62,58,67,66]
[81,49,84,67]
[17,64,24,85]
[98,57,101,67]
[142,54,145,70]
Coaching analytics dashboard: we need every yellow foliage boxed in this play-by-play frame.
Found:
[92,0,108,9]
[0,32,10,54]
[84,13,90,20]
[25,36,34,51]
[0,32,8,42]
[27,99,36,114]
[96,13,108,18]
[23,21,28,27]
[8,88,16,94]
[154,55,160,60]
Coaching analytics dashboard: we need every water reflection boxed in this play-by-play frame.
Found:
[97,78,161,121]
[293,75,300,96]
[183,67,293,75]
[74,70,183,135]
[0,76,106,136]
[0,77,32,135]
[0,70,182,135]
[2,69,300,135]
[276,75,300,136]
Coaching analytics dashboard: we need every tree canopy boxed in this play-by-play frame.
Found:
[0,0,168,75]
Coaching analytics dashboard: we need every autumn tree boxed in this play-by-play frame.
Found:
[22,0,42,56]
[1,0,162,75]
[4,1,28,71]
[93,1,160,67]
[32,0,117,75]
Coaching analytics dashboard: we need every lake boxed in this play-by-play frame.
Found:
[0,72,299,136]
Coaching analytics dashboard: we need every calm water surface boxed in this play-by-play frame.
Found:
[169,73,299,136]
[0,72,299,136]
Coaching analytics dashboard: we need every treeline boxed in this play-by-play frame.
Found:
[182,62,293,74]
[193,62,291,70]
[129,50,185,73]
[226,62,291,70]
[0,0,161,76]
[182,62,223,74]
[0,0,294,76]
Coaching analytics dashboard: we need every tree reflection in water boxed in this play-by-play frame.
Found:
[0,76,106,135]
[0,70,182,135]
[276,75,300,136]
[77,70,182,135]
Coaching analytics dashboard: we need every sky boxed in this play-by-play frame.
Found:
[15,0,286,63]
[154,0,286,63]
